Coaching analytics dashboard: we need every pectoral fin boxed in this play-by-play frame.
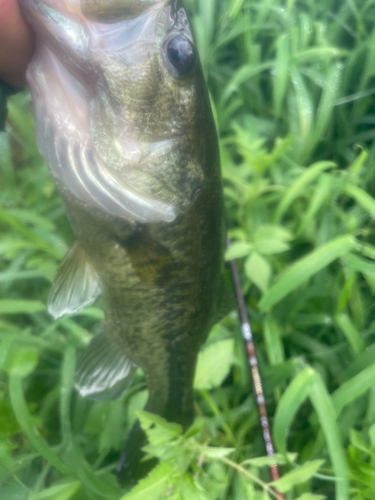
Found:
[48,242,102,319]
[75,331,137,400]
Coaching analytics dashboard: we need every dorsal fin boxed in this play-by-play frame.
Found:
[75,331,137,400]
[48,242,102,319]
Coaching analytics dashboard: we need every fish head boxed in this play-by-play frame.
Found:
[22,0,215,222]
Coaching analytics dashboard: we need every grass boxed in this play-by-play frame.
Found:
[1,0,375,498]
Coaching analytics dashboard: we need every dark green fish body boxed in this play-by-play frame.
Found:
[61,123,223,425]
[20,0,224,483]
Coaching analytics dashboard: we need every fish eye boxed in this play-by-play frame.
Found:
[166,35,196,75]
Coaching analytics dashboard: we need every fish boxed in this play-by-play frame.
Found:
[19,0,226,485]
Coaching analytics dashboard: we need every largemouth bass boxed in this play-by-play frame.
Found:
[19,0,225,484]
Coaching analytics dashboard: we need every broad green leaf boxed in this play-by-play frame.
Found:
[245,252,271,292]
[259,236,357,312]
[225,241,252,261]
[136,410,182,445]
[179,473,211,500]
[194,339,234,390]
[127,390,149,430]
[120,462,174,500]
[272,460,324,493]
[253,225,293,255]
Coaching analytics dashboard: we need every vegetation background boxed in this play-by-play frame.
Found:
[1,0,375,498]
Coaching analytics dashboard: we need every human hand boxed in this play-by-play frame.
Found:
[0,0,34,87]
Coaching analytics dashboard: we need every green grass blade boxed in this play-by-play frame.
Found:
[296,173,333,235]
[274,35,290,117]
[0,207,62,258]
[259,236,357,312]
[345,184,375,219]
[274,368,349,499]
[273,367,315,455]
[311,62,342,148]
[263,315,285,366]
[9,375,73,477]
[290,67,314,140]
[60,346,76,449]
[0,300,46,314]
[334,313,365,354]
[274,161,336,223]
[272,460,324,493]
[309,373,349,500]
[28,482,81,500]
[332,364,375,415]
[292,47,348,64]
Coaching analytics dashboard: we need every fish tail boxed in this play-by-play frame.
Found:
[116,391,195,486]
[116,420,157,487]
[116,344,198,485]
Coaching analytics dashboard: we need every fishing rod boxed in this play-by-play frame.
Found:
[227,239,284,500]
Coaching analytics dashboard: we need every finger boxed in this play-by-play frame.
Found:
[0,0,34,87]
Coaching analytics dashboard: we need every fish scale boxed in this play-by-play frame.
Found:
[19,0,225,485]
